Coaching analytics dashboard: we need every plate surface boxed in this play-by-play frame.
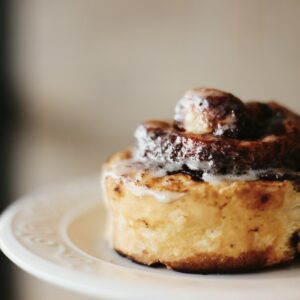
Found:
[0,177,299,300]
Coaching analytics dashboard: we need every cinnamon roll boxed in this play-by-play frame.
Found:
[102,88,300,273]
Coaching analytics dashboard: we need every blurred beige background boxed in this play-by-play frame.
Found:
[9,0,300,299]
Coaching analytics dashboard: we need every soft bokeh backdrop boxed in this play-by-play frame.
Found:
[7,0,300,299]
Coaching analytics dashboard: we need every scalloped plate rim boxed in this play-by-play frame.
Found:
[0,177,299,300]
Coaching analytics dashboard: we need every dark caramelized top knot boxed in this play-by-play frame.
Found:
[174,88,250,139]
[134,87,300,176]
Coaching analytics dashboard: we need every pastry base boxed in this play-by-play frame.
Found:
[103,151,300,273]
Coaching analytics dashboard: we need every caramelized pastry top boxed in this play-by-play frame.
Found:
[134,88,300,180]
[174,88,250,138]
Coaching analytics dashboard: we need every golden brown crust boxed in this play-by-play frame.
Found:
[115,248,284,273]
[165,250,274,273]
[103,150,300,273]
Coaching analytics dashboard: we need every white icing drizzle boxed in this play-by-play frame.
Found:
[202,170,262,185]
[104,157,300,203]
[202,169,300,185]
[126,182,185,203]
[103,159,186,203]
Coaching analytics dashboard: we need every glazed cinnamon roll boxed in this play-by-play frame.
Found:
[103,88,300,273]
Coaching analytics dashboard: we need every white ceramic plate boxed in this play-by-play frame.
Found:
[0,177,299,300]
